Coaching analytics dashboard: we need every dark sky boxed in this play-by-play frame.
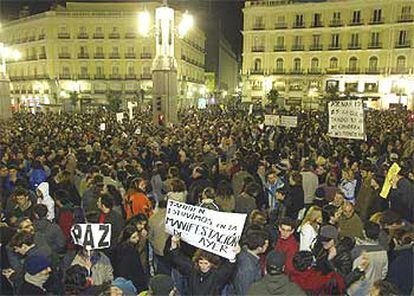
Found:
[0,0,244,55]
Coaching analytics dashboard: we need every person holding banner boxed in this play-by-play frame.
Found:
[168,235,240,296]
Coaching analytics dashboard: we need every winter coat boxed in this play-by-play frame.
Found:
[231,170,254,196]
[18,280,47,295]
[298,223,318,251]
[148,208,169,256]
[231,248,261,296]
[169,248,235,295]
[389,178,414,222]
[290,268,346,295]
[287,185,304,220]
[29,169,47,191]
[338,213,364,239]
[247,273,305,296]
[33,218,66,253]
[235,192,257,215]
[188,178,213,205]
[301,171,319,205]
[36,182,55,221]
[387,243,414,295]
[112,242,148,293]
[274,235,298,276]
[124,191,153,220]
[166,191,187,203]
[101,210,124,249]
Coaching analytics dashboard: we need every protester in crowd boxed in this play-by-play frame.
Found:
[235,182,259,215]
[123,178,153,220]
[168,235,240,295]
[274,217,298,276]
[18,255,52,295]
[300,160,319,207]
[35,182,55,221]
[231,230,268,295]
[247,250,305,296]
[298,206,322,251]
[338,201,364,239]
[214,180,235,213]
[165,178,187,203]
[369,280,400,296]
[287,171,304,219]
[63,264,90,295]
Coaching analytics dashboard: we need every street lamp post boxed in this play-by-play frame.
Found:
[138,1,193,125]
[0,42,20,119]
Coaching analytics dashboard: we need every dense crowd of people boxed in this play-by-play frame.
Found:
[0,104,413,295]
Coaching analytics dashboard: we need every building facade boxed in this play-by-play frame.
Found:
[0,1,206,110]
[242,0,414,109]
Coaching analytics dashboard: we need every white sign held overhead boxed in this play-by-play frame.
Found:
[279,116,298,128]
[116,112,124,123]
[70,223,112,250]
[264,115,279,126]
[165,200,246,260]
[99,123,106,131]
[328,100,365,140]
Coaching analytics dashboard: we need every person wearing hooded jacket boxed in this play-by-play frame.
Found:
[36,182,55,221]
[247,250,305,296]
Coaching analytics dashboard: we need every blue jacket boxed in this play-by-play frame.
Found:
[231,248,262,296]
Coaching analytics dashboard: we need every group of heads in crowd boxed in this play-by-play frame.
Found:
[0,104,413,295]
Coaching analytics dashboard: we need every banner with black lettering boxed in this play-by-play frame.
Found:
[70,223,111,250]
[165,200,247,260]
[328,100,365,140]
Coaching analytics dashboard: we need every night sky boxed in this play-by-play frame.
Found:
[0,0,323,56]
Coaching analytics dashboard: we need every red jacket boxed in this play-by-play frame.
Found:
[290,268,345,295]
[274,235,298,276]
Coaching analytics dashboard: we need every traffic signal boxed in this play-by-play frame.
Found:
[156,96,162,111]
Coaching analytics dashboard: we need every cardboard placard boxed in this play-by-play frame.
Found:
[328,100,365,140]
[70,223,112,250]
[165,200,246,260]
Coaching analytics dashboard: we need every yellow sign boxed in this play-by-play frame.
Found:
[380,163,401,199]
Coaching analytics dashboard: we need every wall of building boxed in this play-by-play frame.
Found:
[242,0,414,109]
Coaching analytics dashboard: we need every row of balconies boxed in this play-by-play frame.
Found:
[181,55,205,69]
[251,41,411,52]
[182,38,206,54]
[251,14,414,30]
[57,32,130,39]
[57,53,153,59]
[249,67,412,75]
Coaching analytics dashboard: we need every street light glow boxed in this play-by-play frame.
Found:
[12,50,21,61]
[178,11,193,38]
[138,10,151,37]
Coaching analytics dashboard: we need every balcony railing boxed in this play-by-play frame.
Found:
[308,68,322,74]
[292,22,305,28]
[77,33,89,39]
[93,33,105,39]
[252,23,265,30]
[309,45,323,51]
[391,67,410,74]
[349,19,363,26]
[38,34,45,40]
[109,53,120,59]
[328,44,341,50]
[326,68,343,74]
[141,53,152,59]
[58,53,71,59]
[329,20,343,27]
[28,36,36,42]
[251,46,265,52]
[292,44,305,51]
[125,33,136,39]
[290,68,304,74]
[125,74,137,80]
[78,53,89,59]
[27,55,37,61]
[58,33,71,39]
[274,23,288,29]
[398,14,414,22]
[125,53,136,59]
[109,74,122,79]
[94,53,105,59]
[272,69,285,74]
[94,74,106,79]
[345,67,361,74]
[368,43,382,49]
[273,45,286,52]
[250,69,264,75]
[59,73,72,79]
[348,43,362,49]
[78,74,90,79]
[369,18,384,25]
[38,53,47,59]
[140,73,152,79]
[35,74,49,79]
[311,21,324,28]
[109,33,120,39]
[365,67,385,74]
[395,41,411,48]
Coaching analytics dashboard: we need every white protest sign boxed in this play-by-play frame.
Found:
[328,100,365,140]
[116,112,124,123]
[99,123,106,131]
[135,127,141,135]
[248,104,253,116]
[127,101,137,120]
[70,223,112,250]
[165,200,246,260]
[279,115,298,128]
[264,115,280,126]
